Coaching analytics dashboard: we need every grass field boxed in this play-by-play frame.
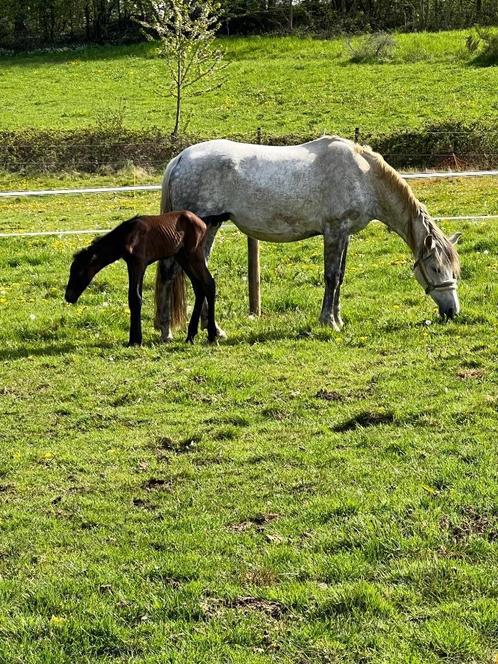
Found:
[1,31,497,137]
[0,174,497,662]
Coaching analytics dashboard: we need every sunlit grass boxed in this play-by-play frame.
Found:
[0,175,497,661]
[1,31,496,137]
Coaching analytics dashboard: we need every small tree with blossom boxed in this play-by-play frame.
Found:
[137,0,226,138]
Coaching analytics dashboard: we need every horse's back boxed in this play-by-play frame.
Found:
[162,136,376,241]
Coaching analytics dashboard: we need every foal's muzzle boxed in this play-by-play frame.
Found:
[65,289,78,304]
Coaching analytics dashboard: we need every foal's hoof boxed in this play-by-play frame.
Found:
[160,333,174,343]
[185,336,195,344]
[207,337,219,346]
[127,340,142,347]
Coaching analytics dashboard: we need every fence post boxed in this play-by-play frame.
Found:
[248,127,262,316]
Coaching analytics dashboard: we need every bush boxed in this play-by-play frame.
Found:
[466,27,498,66]
[0,122,496,174]
[346,32,396,64]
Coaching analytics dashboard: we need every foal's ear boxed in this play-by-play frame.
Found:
[424,235,437,252]
[448,232,462,245]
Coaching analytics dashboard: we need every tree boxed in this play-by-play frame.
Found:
[137,0,226,138]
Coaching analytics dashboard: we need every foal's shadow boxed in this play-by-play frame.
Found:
[0,342,76,362]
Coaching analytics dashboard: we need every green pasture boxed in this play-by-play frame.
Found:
[1,31,497,137]
[0,174,497,662]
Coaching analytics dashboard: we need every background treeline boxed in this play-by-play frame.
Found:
[0,0,496,51]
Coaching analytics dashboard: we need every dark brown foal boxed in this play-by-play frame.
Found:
[65,212,217,345]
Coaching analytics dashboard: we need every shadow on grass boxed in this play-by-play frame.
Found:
[0,42,156,67]
[332,410,396,432]
[0,342,76,361]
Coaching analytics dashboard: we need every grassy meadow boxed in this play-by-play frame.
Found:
[1,31,497,137]
[0,174,497,662]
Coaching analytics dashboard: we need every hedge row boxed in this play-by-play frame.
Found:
[1,122,496,174]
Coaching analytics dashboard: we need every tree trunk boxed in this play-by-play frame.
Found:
[172,58,182,138]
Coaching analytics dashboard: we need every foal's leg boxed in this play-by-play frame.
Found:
[179,251,218,344]
[185,277,206,344]
[199,223,226,339]
[320,224,349,331]
[333,235,350,329]
[127,259,146,346]
[195,262,217,343]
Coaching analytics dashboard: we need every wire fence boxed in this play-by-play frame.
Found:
[1,214,498,240]
[1,168,497,200]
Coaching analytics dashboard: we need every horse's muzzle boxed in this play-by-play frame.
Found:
[439,305,457,320]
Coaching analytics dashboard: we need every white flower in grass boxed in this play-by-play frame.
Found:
[29,314,36,320]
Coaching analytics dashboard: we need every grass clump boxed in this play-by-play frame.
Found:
[346,32,396,63]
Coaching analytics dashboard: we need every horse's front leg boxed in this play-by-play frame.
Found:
[200,222,226,339]
[333,235,350,329]
[320,225,349,331]
[127,260,145,346]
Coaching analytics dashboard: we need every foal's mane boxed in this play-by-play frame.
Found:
[73,216,139,260]
[356,143,460,276]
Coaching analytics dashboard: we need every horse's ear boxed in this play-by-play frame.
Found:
[424,235,436,252]
[448,232,462,245]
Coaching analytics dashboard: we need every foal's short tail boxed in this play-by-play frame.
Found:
[154,155,187,331]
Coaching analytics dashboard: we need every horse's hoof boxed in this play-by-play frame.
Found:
[319,317,342,332]
[216,326,227,340]
[208,337,219,346]
[160,333,174,343]
[185,337,194,344]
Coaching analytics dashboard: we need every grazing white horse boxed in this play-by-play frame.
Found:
[155,136,460,341]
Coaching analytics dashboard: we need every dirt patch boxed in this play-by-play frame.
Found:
[155,436,200,454]
[202,595,286,619]
[315,389,343,402]
[132,497,157,510]
[142,477,172,491]
[441,507,498,543]
[332,410,395,432]
[229,513,279,533]
[457,368,485,380]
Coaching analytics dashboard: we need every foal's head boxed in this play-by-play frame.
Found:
[65,247,100,303]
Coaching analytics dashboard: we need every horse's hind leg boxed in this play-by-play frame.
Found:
[320,225,349,331]
[154,258,181,342]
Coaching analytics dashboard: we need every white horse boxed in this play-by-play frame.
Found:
[154,136,460,341]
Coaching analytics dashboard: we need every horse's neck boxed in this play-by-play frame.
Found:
[375,190,423,257]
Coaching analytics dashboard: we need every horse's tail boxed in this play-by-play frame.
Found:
[154,155,187,331]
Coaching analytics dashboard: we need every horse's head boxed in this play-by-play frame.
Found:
[413,232,461,319]
[65,248,99,303]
